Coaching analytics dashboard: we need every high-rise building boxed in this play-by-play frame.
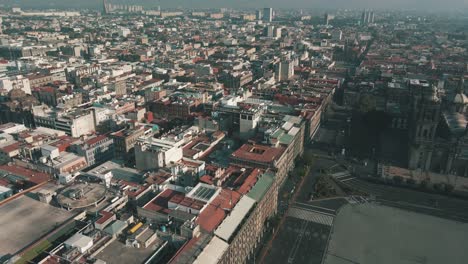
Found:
[275,60,294,82]
[361,10,368,25]
[264,25,275,38]
[263,8,273,22]
[256,10,262,20]
[361,10,375,25]
[103,0,108,14]
[324,13,330,25]
[274,27,282,39]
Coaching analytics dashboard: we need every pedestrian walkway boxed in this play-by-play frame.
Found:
[346,195,369,204]
[288,206,334,226]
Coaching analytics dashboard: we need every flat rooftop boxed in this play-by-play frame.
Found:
[231,144,285,164]
[95,240,159,264]
[323,204,468,264]
[0,195,74,257]
[56,183,107,209]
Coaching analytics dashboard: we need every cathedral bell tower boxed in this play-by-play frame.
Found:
[408,80,441,170]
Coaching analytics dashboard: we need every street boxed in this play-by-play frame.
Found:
[337,177,468,223]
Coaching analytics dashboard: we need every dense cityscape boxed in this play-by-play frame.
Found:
[0,2,467,264]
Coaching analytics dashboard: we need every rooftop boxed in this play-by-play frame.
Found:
[143,189,184,214]
[196,189,241,233]
[246,170,275,202]
[193,236,229,264]
[186,183,218,203]
[0,195,74,257]
[231,144,285,164]
[0,164,51,185]
[214,195,256,242]
[323,204,468,264]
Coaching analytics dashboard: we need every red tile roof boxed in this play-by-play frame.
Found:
[49,136,79,152]
[237,168,262,195]
[85,135,109,147]
[96,211,114,225]
[0,165,51,185]
[196,189,241,232]
[199,175,214,185]
[143,189,183,214]
[232,144,285,164]
[146,171,172,185]
[0,142,21,153]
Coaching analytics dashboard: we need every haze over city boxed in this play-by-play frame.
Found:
[1,0,468,10]
[0,2,467,264]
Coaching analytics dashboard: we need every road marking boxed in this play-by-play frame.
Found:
[288,207,334,226]
[292,205,335,216]
[378,199,442,211]
[288,220,309,263]
[346,195,369,204]
[340,177,356,182]
[295,202,336,213]
[331,171,351,179]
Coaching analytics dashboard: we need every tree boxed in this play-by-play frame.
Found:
[357,94,377,114]
[444,184,454,193]
[433,183,444,192]
[420,180,428,189]
[406,178,416,185]
[302,151,315,165]
[393,176,403,185]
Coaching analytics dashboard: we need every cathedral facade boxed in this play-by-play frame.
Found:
[408,77,468,177]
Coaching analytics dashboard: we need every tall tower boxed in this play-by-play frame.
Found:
[103,0,108,14]
[408,80,441,170]
[256,10,262,20]
[263,8,273,22]
[361,10,368,25]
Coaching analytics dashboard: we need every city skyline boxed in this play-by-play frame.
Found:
[1,0,468,10]
[0,3,467,264]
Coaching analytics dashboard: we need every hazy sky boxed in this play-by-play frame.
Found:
[2,0,468,10]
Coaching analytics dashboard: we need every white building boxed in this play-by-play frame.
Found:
[239,107,263,139]
[64,233,93,253]
[135,135,185,170]
[118,28,131,37]
[0,75,32,94]
[274,27,282,39]
[0,123,28,134]
[33,106,95,138]
[55,110,95,138]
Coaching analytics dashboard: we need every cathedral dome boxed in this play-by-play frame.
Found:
[454,93,468,105]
